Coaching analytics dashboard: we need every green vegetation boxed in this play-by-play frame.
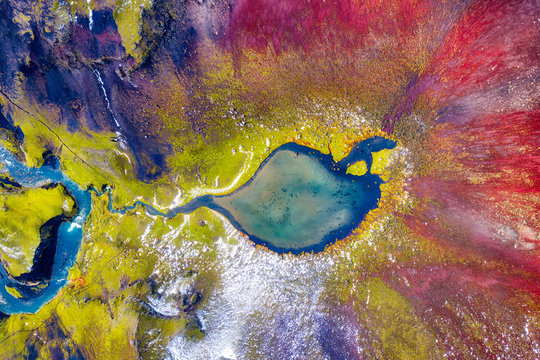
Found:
[0,20,420,358]
[0,185,74,277]
[0,67,408,356]
[137,315,186,359]
[113,0,153,61]
[350,278,443,359]
[0,183,223,358]
[347,160,368,176]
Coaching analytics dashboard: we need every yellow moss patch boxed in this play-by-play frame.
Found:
[60,299,139,359]
[4,285,23,298]
[114,0,153,61]
[0,186,73,277]
[346,160,367,176]
[372,148,394,175]
[353,278,443,359]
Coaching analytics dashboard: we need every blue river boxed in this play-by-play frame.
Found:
[0,136,395,314]
[0,146,91,314]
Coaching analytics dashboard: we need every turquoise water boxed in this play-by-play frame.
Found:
[209,139,397,253]
[0,146,91,314]
[97,137,397,254]
[0,136,395,314]
[114,137,396,253]
[98,137,396,253]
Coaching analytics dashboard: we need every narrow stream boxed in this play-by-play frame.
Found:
[0,137,395,314]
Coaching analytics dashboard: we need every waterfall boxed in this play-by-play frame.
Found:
[87,0,93,30]
[93,69,120,127]
[93,69,128,149]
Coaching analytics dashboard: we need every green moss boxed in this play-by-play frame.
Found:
[183,317,204,341]
[181,208,226,246]
[347,160,368,176]
[0,186,170,358]
[6,102,173,214]
[0,185,74,277]
[137,315,186,359]
[0,310,51,358]
[0,36,418,360]
[113,0,153,61]
[0,130,22,156]
[351,278,443,359]
[4,285,23,299]
[59,299,139,359]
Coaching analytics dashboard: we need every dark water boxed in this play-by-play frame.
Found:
[103,137,397,254]
[0,136,395,314]
[210,138,397,253]
[0,146,91,314]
